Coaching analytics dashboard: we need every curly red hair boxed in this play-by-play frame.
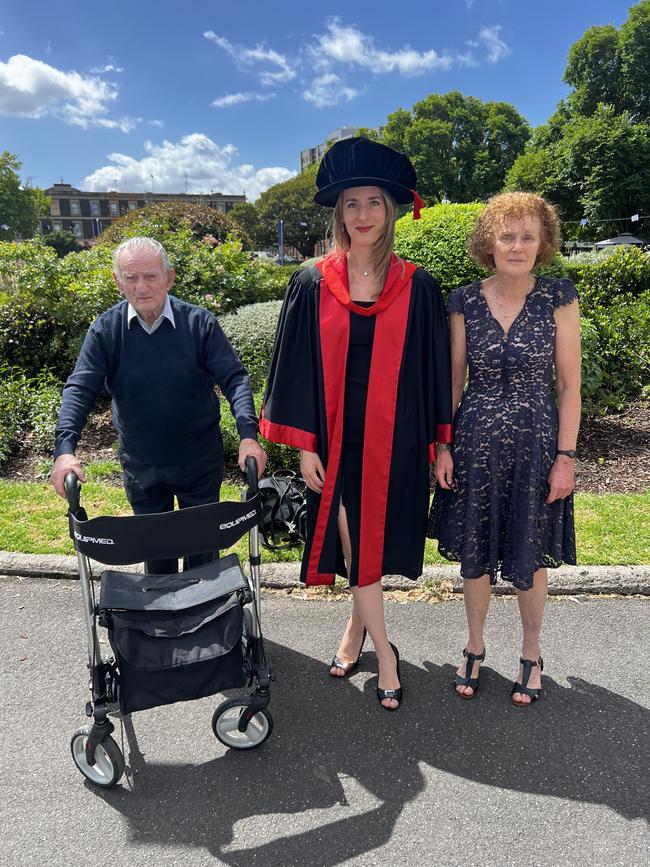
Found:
[469,192,562,269]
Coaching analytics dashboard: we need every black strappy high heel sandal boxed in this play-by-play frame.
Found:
[453,647,486,699]
[376,643,402,710]
[511,656,544,706]
[329,627,367,677]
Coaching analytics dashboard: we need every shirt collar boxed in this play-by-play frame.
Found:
[127,294,175,334]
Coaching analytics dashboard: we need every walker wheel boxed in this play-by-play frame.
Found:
[212,697,273,750]
[70,726,125,788]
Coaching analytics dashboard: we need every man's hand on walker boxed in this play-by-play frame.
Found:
[238,438,267,478]
[50,453,87,498]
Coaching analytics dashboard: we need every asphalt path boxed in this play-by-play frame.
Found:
[1,575,648,867]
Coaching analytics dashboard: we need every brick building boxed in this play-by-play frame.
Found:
[39,184,246,245]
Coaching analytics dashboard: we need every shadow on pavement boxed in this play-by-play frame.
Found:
[92,640,650,864]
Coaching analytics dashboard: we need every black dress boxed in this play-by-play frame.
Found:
[428,276,578,591]
[341,301,375,586]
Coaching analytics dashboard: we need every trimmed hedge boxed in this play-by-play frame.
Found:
[220,300,283,392]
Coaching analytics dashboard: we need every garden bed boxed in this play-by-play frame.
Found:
[3,400,649,495]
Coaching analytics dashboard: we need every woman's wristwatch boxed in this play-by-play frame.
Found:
[556,449,577,459]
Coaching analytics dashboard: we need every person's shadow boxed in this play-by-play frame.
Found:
[92,641,649,865]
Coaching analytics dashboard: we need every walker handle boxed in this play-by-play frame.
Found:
[64,472,81,513]
[245,456,259,499]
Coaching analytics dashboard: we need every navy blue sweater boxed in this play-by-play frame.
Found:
[54,296,258,466]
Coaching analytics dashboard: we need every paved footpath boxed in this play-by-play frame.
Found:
[1,573,648,867]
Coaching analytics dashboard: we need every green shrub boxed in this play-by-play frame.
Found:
[219,300,282,392]
[0,367,30,463]
[27,371,63,452]
[96,201,248,248]
[564,245,650,309]
[587,291,650,410]
[0,366,62,463]
[579,316,606,412]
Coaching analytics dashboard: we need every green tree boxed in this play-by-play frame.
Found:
[229,202,260,248]
[0,152,49,240]
[382,91,529,203]
[564,24,621,116]
[619,0,650,119]
[43,230,78,258]
[506,2,650,237]
[255,165,330,258]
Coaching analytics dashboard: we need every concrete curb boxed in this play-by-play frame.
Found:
[1,550,648,595]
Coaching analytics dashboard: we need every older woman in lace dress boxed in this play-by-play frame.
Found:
[428,192,581,707]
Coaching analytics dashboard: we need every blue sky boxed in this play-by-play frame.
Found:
[0,1,634,200]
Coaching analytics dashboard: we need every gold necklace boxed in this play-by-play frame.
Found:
[491,279,532,319]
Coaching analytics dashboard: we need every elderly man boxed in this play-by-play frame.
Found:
[51,236,266,572]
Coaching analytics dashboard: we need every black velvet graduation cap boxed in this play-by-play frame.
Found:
[314,137,424,218]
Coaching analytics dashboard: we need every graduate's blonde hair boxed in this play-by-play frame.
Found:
[330,187,398,288]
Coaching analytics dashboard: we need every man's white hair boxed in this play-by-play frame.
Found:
[112,237,172,276]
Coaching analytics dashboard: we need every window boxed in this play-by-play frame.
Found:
[109,201,119,217]
[70,200,81,216]
[50,200,60,216]
[71,222,82,238]
[52,221,62,232]
[128,200,137,211]
[90,199,100,217]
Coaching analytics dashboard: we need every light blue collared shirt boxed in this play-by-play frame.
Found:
[127,294,176,334]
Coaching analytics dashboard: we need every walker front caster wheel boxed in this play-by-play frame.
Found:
[70,726,125,787]
[212,697,273,750]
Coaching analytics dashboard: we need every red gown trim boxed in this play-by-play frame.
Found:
[259,414,317,452]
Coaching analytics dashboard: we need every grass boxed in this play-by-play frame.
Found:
[0,478,647,565]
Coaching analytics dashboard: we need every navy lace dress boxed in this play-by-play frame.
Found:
[427,276,578,591]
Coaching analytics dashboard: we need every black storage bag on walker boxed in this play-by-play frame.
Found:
[99,554,249,714]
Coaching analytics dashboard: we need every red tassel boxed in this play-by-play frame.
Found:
[412,189,425,220]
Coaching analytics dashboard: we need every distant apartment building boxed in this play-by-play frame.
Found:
[299,126,383,172]
[39,184,246,245]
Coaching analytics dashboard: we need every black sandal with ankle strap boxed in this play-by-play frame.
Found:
[330,628,367,677]
[511,656,544,706]
[377,643,402,710]
[453,646,486,699]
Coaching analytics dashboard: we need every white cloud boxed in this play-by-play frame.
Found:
[314,20,454,76]
[83,132,296,201]
[303,73,360,108]
[0,53,138,130]
[90,62,124,74]
[474,25,510,63]
[211,91,276,108]
[203,31,295,86]
[149,119,165,128]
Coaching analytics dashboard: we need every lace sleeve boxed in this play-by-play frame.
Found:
[447,286,465,315]
[553,278,579,309]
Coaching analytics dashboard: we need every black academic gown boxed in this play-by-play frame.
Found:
[261,252,452,586]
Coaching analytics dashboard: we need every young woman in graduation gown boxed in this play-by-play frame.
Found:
[261,137,453,710]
